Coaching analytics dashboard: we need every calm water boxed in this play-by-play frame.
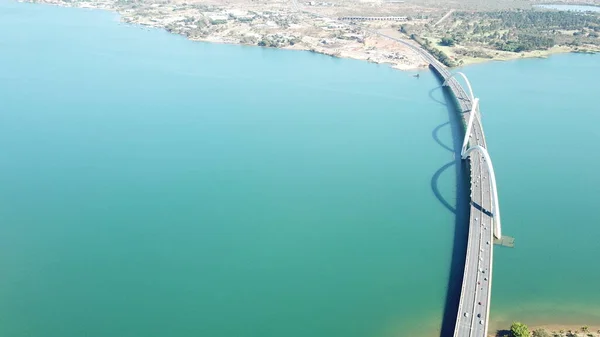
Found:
[0,2,457,337]
[535,4,600,12]
[0,1,599,337]
[462,55,600,329]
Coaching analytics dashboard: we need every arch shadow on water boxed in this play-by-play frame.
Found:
[428,85,471,337]
[432,122,454,154]
[429,86,448,107]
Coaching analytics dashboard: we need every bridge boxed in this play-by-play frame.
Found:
[323,15,505,336]
[286,1,503,333]
[428,62,502,337]
[320,18,505,337]
[323,19,504,337]
[373,24,506,336]
[338,16,408,21]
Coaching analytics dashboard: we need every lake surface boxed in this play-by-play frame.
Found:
[0,1,599,337]
[0,2,457,337]
[535,4,600,12]
[461,55,600,330]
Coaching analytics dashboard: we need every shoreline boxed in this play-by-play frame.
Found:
[79,0,429,71]
[490,324,600,337]
[111,6,600,70]
[21,0,599,73]
[454,46,600,67]
[417,313,600,337]
[8,0,595,331]
[117,8,430,71]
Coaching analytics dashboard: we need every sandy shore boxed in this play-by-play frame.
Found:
[23,0,430,71]
[456,46,600,67]
[21,0,600,72]
[530,324,600,334]
[488,324,600,337]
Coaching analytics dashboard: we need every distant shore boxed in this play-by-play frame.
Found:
[21,0,428,71]
[490,323,600,337]
[18,0,600,72]
[453,46,600,67]
[148,10,600,70]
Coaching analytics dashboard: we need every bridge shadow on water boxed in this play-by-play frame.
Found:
[429,85,471,337]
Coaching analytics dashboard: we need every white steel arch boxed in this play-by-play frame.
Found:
[463,145,502,239]
[443,72,481,157]
[444,71,475,103]
[461,97,479,157]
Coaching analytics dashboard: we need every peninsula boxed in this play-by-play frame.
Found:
[20,0,600,70]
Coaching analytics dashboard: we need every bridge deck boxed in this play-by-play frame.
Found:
[429,64,495,337]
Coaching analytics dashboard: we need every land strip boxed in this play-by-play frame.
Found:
[22,0,600,70]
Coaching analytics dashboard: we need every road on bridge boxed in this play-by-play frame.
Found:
[440,71,495,337]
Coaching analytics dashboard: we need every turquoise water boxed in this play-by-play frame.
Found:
[0,2,458,337]
[459,55,600,329]
[0,1,599,337]
[535,4,600,12]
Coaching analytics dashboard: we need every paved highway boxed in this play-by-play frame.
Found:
[440,69,495,337]
[424,58,495,337]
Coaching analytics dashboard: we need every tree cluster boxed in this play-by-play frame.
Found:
[410,34,456,67]
[440,36,456,46]
[473,10,600,31]
[494,34,555,52]
[434,9,600,54]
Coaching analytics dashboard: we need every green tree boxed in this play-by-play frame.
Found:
[580,326,588,333]
[440,36,456,46]
[511,322,530,337]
